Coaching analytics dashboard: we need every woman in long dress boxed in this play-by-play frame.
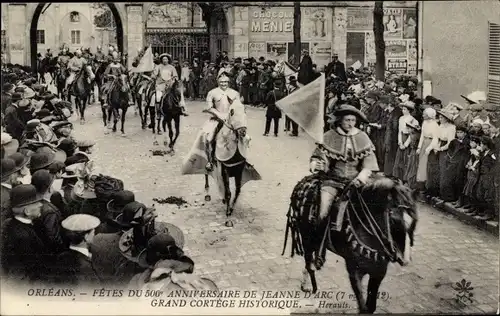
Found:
[393,102,418,179]
[404,121,421,189]
[427,110,456,198]
[416,108,439,194]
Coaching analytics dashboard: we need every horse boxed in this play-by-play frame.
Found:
[54,66,68,101]
[69,65,94,124]
[283,174,418,314]
[273,60,302,86]
[155,79,185,152]
[102,74,130,136]
[130,73,152,129]
[203,99,252,227]
[94,61,108,104]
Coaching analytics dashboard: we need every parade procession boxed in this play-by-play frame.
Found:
[0,1,499,315]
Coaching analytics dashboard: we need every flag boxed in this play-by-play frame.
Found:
[131,45,154,73]
[276,73,326,144]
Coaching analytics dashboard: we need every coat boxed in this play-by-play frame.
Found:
[1,218,48,282]
[90,232,139,286]
[4,105,25,141]
[54,249,102,286]
[325,61,347,82]
[265,89,286,119]
[298,55,314,85]
[1,184,12,224]
[33,200,67,255]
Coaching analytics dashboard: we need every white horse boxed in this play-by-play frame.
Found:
[273,60,304,87]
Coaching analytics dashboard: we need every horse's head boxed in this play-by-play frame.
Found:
[226,97,247,138]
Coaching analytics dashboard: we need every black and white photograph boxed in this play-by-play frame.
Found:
[0,1,499,315]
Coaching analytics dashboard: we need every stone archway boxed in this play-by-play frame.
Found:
[29,3,125,72]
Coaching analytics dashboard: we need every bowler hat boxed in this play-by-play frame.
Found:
[57,138,78,154]
[51,121,73,131]
[10,184,42,209]
[1,158,20,181]
[29,151,57,172]
[3,83,14,92]
[8,152,30,173]
[36,146,66,164]
[107,190,136,217]
[333,104,369,124]
[65,152,90,166]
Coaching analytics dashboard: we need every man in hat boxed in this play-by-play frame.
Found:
[54,214,102,285]
[57,46,71,70]
[1,184,46,282]
[150,53,186,114]
[257,62,273,107]
[284,76,300,136]
[9,152,31,185]
[101,51,128,108]
[203,73,240,170]
[1,158,23,222]
[1,132,19,159]
[65,49,87,98]
[94,46,106,64]
[1,83,15,116]
[31,169,67,255]
[3,92,26,141]
[298,50,314,86]
[310,104,379,269]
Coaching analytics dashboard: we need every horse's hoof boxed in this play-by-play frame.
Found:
[121,133,127,137]
[157,131,162,135]
[104,128,109,135]
[112,129,117,133]
[225,220,234,228]
[204,195,211,202]
[300,283,313,293]
[107,125,113,130]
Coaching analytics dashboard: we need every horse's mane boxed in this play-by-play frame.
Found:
[362,174,416,210]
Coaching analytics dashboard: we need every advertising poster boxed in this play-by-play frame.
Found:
[385,39,407,58]
[403,9,417,39]
[249,42,266,58]
[383,8,403,39]
[287,42,309,64]
[386,58,408,74]
[267,42,287,61]
[365,32,376,66]
[346,32,366,68]
[310,42,332,69]
[346,8,373,31]
[408,40,417,62]
[302,7,332,41]
[408,63,417,76]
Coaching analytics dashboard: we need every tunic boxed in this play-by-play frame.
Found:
[67,57,86,73]
[203,87,239,136]
[310,127,379,187]
[152,64,178,91]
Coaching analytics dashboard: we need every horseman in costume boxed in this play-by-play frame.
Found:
[101,51,128,108]
[94,46,106,64]
[310,104,379,268]
[204,73,240,171]
[150,53,187,115]
[57,46,71,67]
[65,49,87,98]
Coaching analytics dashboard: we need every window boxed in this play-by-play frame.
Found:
[36,30,45,44]
[488,22,500,104]
[70,11,80,23]
[71,30,81,45]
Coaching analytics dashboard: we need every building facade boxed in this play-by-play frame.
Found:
[420,0,500,105]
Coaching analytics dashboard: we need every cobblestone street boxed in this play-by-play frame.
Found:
[72,100,498,314]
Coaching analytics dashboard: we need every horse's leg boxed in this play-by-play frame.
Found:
[107,104,113,128]
[74,98,81,121]
[80,95,87,124]
[229,163,245,216]
[120,104,128,136]
[101,104,110,134]
[221,165,232,217]
[112,107,118,133]
[300,232,318,293]
[171,114,181,150]
[366,265,388,314]
[204,173,211,202]
[165,115,173,149]
[346,260,368,313]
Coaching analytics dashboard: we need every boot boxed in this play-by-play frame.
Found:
[314,218,329,270]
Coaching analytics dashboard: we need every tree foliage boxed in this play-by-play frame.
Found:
[91,3,116,29]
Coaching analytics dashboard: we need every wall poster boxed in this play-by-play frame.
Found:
[408,39,417,62]
[346,32,365,68]
[266,42,287,61]
[248,42,266,58]
[407,63,417,76]
[385,39,407,58]
[383,8,403,39]
[310,42,332,69]
[386,58,408,73]
[346,8,373,31]
[365,32,376,66]
[402,9,417,39]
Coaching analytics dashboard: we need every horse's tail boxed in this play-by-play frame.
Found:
[282,174,321,258]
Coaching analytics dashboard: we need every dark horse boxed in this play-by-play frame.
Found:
[155,79,184,152]
[130,73,151,130]
[102,74,130,136]
[283,174,418,313]
[203,99,254,227]
[54,66,67,100]
[69,66,93,124]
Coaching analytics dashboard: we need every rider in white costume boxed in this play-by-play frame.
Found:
[65,49,89,96]
[204,73,240,171]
